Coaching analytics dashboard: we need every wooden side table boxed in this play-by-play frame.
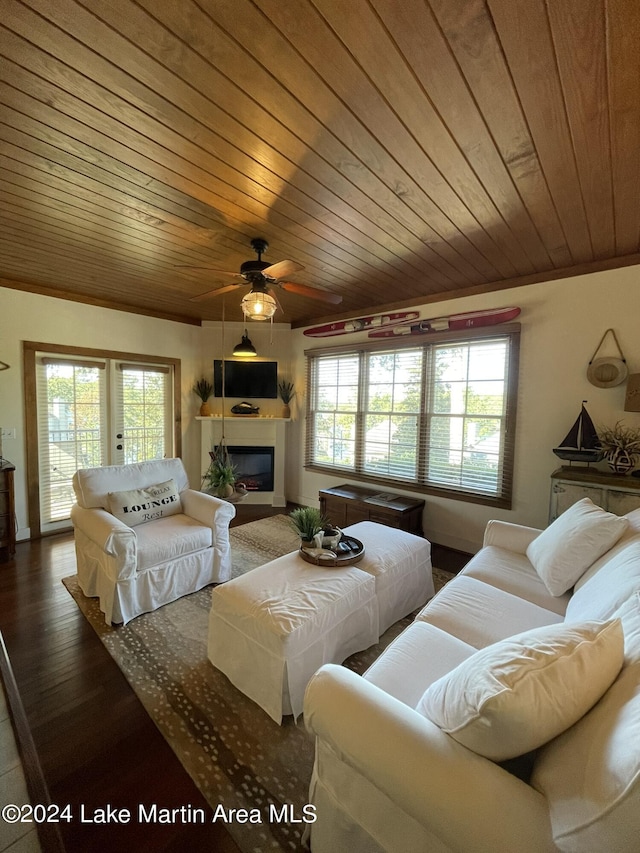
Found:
[0,460,16,561]
[319,483,424,536]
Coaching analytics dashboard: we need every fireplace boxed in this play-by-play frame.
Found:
[199,418,288,506]
[227,446,275,492]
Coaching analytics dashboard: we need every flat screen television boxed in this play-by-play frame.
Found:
[213,360,278,398]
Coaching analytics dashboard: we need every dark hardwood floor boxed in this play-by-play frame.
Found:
[0,504,290,853]
[0,502,468,852]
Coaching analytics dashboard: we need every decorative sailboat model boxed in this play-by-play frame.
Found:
[553,402,605,464]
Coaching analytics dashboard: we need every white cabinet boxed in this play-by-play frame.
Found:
[550,467,640,521]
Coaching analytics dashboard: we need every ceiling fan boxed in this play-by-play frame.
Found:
[185,238,342,320]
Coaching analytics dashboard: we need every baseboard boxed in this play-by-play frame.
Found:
[430,542,471,574]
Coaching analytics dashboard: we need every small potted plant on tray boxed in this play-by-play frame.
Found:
[289,506,327,548]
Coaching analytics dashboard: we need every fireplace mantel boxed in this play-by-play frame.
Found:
[196,416,290,506]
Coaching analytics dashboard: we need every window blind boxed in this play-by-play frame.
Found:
[36,356,107,528]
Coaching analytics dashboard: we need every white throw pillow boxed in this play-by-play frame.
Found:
[526,498,628,596]
[107,478,182,527]
[417,619,624,761]
[531,597,640,852]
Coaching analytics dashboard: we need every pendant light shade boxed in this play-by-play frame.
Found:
[241,289,277,321]
[233,330,257,357]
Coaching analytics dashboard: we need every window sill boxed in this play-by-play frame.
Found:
[304,465,512,510]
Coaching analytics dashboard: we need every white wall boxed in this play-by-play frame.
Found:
[289,265,640,553]
[0,288,202,539]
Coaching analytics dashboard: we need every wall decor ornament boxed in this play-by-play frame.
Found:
[587,329,628,388]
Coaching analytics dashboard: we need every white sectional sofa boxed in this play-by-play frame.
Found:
[304,499,640,852]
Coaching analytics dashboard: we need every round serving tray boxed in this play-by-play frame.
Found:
[299,537,365,567]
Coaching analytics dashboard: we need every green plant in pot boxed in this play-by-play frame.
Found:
[289,506,327,547]
[203,457,236,498]
[193,377,213,416]
[278,379,295,419]
[598,421,640,474]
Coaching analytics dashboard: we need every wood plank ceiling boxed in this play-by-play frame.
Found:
[1,0,639,327]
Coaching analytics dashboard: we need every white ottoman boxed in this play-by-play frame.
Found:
[342,522,434,633]
[208,554,378,723]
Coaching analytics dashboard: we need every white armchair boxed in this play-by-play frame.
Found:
[71,458,236,625]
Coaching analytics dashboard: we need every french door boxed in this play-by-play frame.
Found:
[24,343,181,535]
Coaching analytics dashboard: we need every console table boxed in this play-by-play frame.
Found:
[0,460,16,562]
[550,467,640,521]
[319,484,424,536]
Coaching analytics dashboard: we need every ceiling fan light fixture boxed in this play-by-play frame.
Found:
[241,289,277,321]
[232,330,257,357]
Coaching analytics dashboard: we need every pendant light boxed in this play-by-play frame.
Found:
[233,329,257,357]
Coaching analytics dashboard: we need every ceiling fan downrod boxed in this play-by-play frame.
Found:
[240,238,270,278]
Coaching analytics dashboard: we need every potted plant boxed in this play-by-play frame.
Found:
[289,506,327,548]
[278,379,296,419]
[203,457,237,498]
[598,421,640,474]
[193,377,213,416]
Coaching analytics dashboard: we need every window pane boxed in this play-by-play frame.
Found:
[314,413,356,467]
[361,349,421,480]
[39,363,106,524]
[426,339,509,496]
[120,368,168,462]
[309,354,359,472]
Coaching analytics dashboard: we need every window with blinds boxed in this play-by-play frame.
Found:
[37,358,107,526]
[306,328,519,507]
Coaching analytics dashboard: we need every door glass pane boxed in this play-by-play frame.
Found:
[117,366,170,463]
[38,360,106,528]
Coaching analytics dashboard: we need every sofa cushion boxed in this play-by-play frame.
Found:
[136,514,212,571]
[416,575,563,649]
[108,478,182,527]
[363,621,475,708]
[565,540,640,623]
[526,498,628,596]
[461,545,570,615]
[531,595,640,852]
[417,619,624,761]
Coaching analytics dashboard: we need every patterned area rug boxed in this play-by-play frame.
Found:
[63,515,454,852]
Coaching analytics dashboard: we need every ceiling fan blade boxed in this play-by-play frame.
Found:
[189,283,245,302]
[279,280,342,304]
[262,259,304,280]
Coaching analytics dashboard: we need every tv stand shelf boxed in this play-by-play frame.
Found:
[319,484,424,536]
